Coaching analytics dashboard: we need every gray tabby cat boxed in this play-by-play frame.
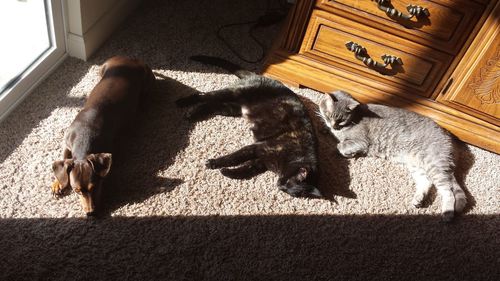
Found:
[318,90,467,221]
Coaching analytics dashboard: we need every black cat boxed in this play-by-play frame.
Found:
[176,55,321,198]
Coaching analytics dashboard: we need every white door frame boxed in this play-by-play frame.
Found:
[0,0,68,122]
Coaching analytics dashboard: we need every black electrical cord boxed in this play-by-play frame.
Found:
[216,21,262,64]
[216,0,289,63]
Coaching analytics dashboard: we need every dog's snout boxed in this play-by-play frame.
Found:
[86,211,96,217]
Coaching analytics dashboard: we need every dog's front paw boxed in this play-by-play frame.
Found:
[205,159,218,169]
[51,180,70,198]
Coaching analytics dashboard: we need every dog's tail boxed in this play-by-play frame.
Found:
[190,55,255,79]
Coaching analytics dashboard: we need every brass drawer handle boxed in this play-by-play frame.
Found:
[345,41,403,69]
[373,0,430,20]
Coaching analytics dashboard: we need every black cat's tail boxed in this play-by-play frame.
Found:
[190,55,255,79]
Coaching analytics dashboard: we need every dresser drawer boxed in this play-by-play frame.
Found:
[317,0,485,55]
[299,10,453,97]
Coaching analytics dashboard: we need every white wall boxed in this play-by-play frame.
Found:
[65,0,141,60]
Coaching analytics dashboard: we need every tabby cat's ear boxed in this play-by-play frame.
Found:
[333,90,353,100]
[347,102,359,112]
[320,94,335,114]
[328,93,338,102]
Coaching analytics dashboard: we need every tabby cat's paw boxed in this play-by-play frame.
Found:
[412,200,424,208]
[338,150,357,158]
[337,144,356,158]
[454,194,467,213]
[411,193,426,208]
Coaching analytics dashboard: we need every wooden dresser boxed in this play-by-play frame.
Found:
[263,0,500,153]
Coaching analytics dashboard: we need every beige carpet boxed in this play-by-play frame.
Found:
[0,0,499,280]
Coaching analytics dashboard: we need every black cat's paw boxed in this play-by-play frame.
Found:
[175,95,199,107]
[183,109,195,120]
[205,159,218,169]
[220,168,246,179]
[184,108,206,121]
[220,168,235,178]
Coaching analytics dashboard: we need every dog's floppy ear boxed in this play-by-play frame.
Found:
[52,159,74,188]
[87,153,112,177]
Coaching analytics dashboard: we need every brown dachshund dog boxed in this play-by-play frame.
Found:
[51,56,155,216]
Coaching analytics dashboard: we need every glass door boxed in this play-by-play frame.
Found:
[0,0,66,120]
